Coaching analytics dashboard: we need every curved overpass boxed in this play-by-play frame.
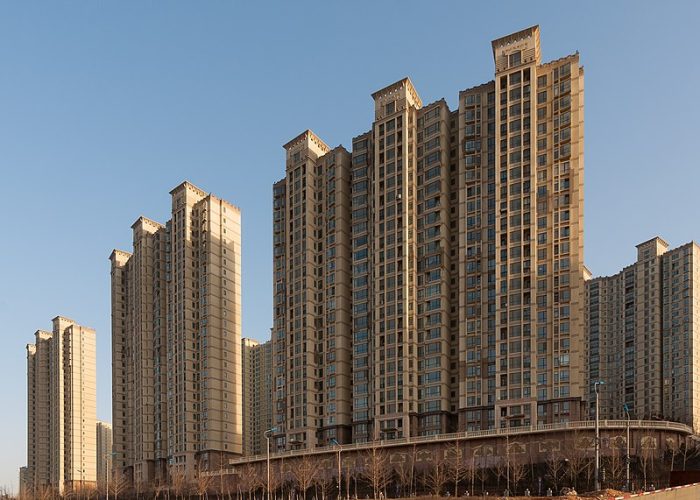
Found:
[218,419,693,471]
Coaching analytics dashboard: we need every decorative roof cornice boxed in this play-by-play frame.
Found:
[109,249,132,262]
[371,77,422,108]
[283,129,330,153]
[491,25,539,52]
[169,180,208,198]
[636,236,670,249]
[131,215,164,230]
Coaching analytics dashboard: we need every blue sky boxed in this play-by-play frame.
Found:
[1,0,699,491]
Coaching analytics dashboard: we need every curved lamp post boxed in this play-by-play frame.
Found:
[594,380,605,491]
[265,427,278,500]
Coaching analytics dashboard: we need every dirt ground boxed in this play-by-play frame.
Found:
[391,491,628,500]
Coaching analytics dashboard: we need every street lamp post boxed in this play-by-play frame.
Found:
[624,404,631,492]
[594,380,605,491]
[265,427,278,500]
[330,439,342,500]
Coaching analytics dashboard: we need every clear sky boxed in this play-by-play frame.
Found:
[1,0,699,491]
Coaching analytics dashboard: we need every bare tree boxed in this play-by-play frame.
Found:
[172,466,194,500]
[111,467,131,500]
[362,444,392,500]
[342,459,356,500]
[473,461,490,496]
[681,437,700,470]
[154,481,169,500]
[494,454,507,491]
[256,463,270,500]
[314,465,335,500]
[238,463,260,500]
[267,462,285,500]
[196,471,214,500]
[583,452,595,492]
[423,448,449,496]
[84,484,100,500]
[446,442,468,497]
[291,454,319,500]
[605,439,627,490]
[394,453,414,498]
[509,455,527,495]
[667,437,680,473]
[566,432,593,491]
[639,435,656,491]
[545,453,565,492]
[35,485,53,500]
[465,456,477,496]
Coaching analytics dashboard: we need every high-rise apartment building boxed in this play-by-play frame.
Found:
[459,27,586,430]
[272,26,586,447]
[272,136,353,449]
[96,421,113,491]
[587,237,700,431]
[242,337,273,455]
[110,181,243,484]
[26,317,97,495]
[19,466,28,500]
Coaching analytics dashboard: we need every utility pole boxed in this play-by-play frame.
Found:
[624,404,631,492]
[594,380,605,491]
[265,427,278,500]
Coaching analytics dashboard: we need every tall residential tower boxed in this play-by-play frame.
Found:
[96,421,113,492]
[587,238,700,431]
[272,26,586,448]
[110,181,243,485]
[26,317,97,496]
[242,338,273,455]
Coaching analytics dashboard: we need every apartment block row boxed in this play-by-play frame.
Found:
[268,25,700,452]
[25,26,700,497]
[587,238,700,430]
[270,25,587,450]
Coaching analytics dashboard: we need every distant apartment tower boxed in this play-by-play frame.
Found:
[110,181,243,485]
[272,25,586,447]
[96,421,113,491]
[587,238,700,431]
[26,317,97,495]
[242,338,273,455]
[19,466,28,500]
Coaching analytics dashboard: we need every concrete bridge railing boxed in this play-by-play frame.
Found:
[224,419,693,467]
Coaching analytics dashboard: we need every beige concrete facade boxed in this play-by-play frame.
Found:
[110,181,243,485]
[272,136,354,450]
[272,26,586,448]
[26,317,97,496]
[587,238,700,431]
[459,26,587,430]
[96,421,112,491]
[242,338,273,455]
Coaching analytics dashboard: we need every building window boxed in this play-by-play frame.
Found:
[509,51,522,67]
